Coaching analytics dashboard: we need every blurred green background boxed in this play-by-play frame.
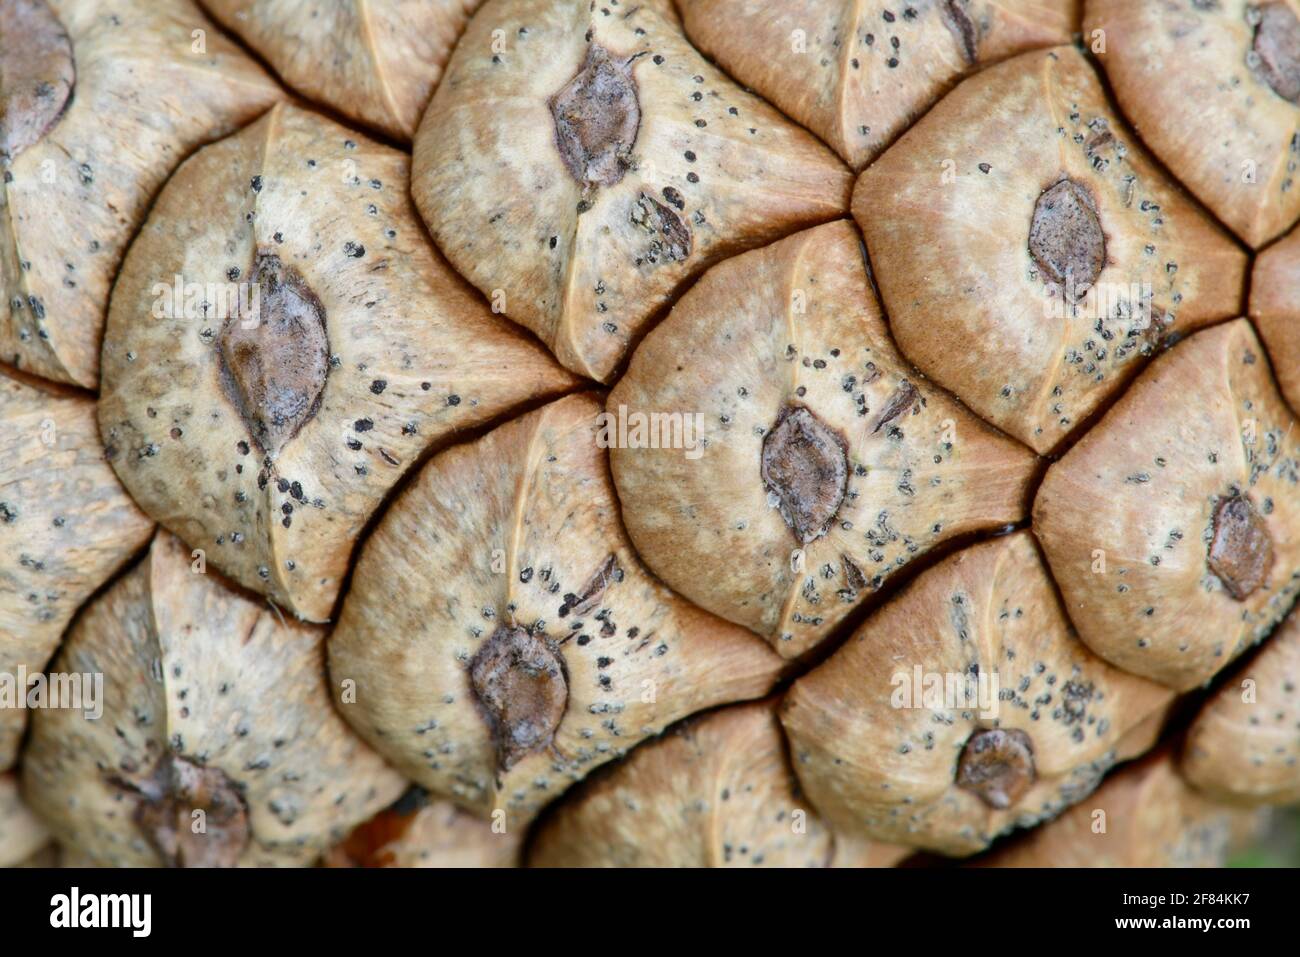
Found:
[1229,807,1300,867]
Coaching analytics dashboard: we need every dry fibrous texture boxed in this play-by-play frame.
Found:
[98,103,577,623]
[412,0,852,382]
[780,532,1173,856]
[0,0,74,161]
[979,749,1268,866]
[679,0,1078,170]
[0,0,282,388]
[1087,0,1300,249]
[1034,319,1300,691]
[856,45,1247,456]
[323,787,520,867]
[530,699,910,867]
[0,773,49,867]
[607,221,1038,658]
[1251,224,1300,413]
[1182,610,1300,805]
[204,0,482,141]
[21,530,405,867]
[327,393,784,827]
[0,367,153,770]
